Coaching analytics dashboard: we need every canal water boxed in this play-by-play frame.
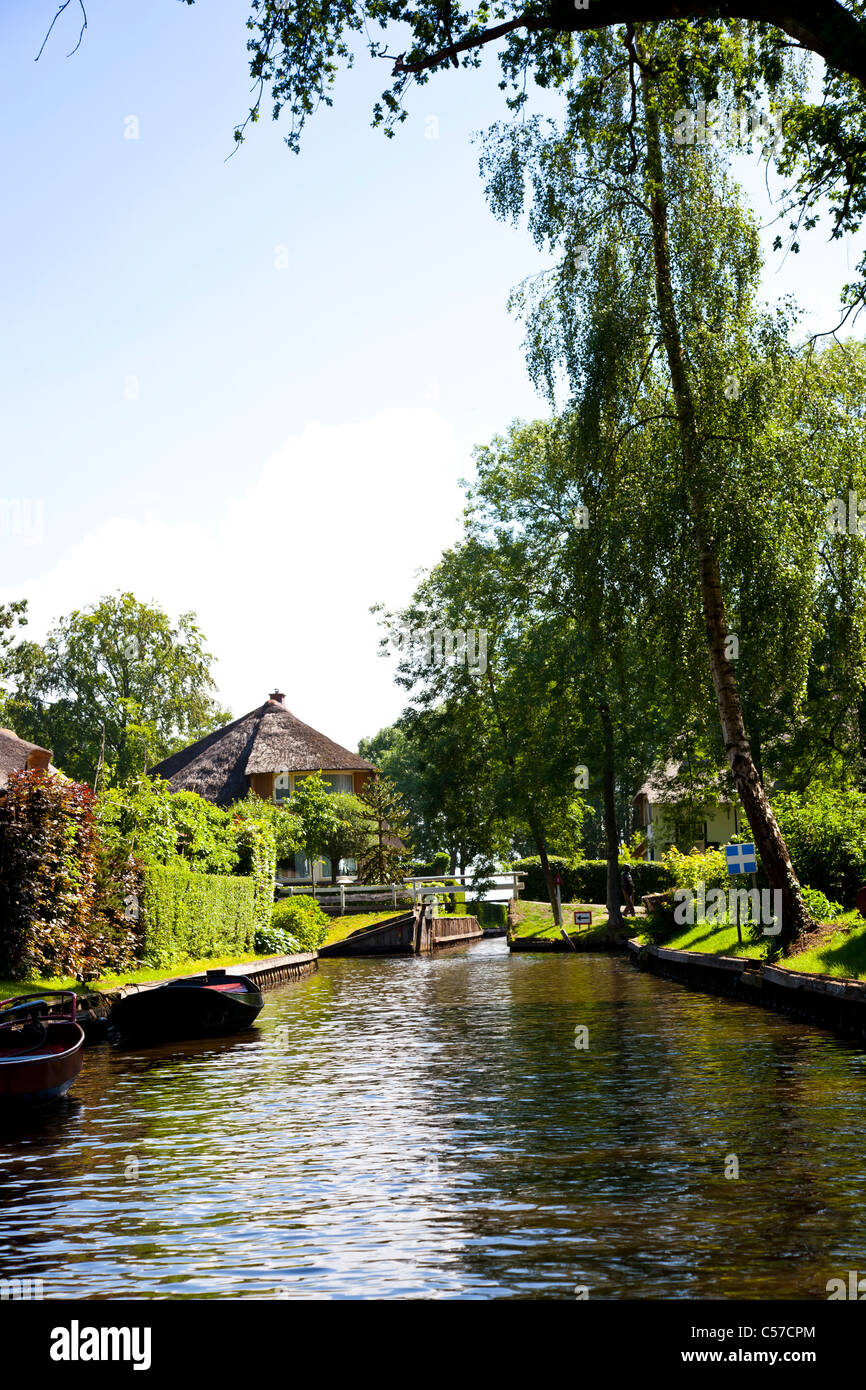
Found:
[2,939,866,1299]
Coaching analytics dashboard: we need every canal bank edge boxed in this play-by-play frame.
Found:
[628,937,866,1041]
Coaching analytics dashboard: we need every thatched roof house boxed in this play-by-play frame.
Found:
[633,756,742,860]
[150,692,375,807]
[0,727,54,793]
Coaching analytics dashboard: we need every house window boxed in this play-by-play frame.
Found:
[292,772,354,795]
[274,773,291,804]
[273,771,355,803]
[322,773,354,794]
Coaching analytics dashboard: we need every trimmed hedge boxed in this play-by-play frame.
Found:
[511,856,674,902]
[140,864,257,968]
[468,900,508,927]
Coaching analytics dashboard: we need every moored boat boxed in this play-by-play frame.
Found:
[108,968,264,1045]
[0,991,85,1104]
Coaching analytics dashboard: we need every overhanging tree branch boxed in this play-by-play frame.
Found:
[391,0,866,93]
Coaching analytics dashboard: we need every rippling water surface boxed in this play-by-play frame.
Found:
[2,939,866,1298]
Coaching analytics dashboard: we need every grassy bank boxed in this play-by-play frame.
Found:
[637,909,866,981]
[320,911,405,947]
[509,898,613,943]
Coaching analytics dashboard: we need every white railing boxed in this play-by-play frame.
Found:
[275,871,524,915]
[404,872,525,905]
[276,882,409,913]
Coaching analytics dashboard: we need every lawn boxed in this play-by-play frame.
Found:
[320,911,406,947]
[638,920,767,960]
[637,909,866,981]
[510,898,614,943]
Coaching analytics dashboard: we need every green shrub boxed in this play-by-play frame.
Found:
[661,847,730,893]
[642,890,680,942]
[97,777,240,873]
[409,852,451,876]
[271,895,330,951]
[510,856,572,900]
[255,924,302,955]
[235,818,277,937]
[800,886,844,922]
[468,900,508,927]
[140,864,256,968]
[773,787,866,907]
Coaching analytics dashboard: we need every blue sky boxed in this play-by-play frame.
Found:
[0,1,858,750]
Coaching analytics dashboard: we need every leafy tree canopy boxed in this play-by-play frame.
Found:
[4,592,230,786]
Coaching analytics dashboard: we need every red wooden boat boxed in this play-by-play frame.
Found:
[0,991,85,1104]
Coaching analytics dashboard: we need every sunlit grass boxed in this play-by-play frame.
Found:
[509,899,611,941]
[321,911,406,947]
[638,908,866,981]
[642,920,767,959]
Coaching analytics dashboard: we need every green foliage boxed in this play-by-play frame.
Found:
[511,856,674,903]
[800,886,844,922]
[97,779,241,875]
[289,773,339,874]
[0,599,28,725]
[409,851,452,876]
[773,787,866,905]
[139,864,256,969]
[661,847,731,893]
[322,792,370,881]
[232,794,302,862]
[235,817,277,937]
[642,891,681,943]
[356,775,412,883]
[0,770,136,982]
[4,591,229,785]
[467,899,508,928]
[97,777,278,953]
[255,924,302,956]
[270,895,330,951]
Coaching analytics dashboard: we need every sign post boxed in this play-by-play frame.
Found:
[725,842,758,945]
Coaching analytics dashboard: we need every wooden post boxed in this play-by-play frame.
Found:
[340,884,345,915]
[392,884,397,908]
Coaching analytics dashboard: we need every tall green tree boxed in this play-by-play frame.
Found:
[4,592,229,785]
[475,23,860,939]
[357,776,413,883]
[0,599,28,726]
[288,773,339,887]
[321,792,371,884]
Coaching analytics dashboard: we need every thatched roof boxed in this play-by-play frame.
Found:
[0,727,54,791]
[151,693,374,805]
[633,757,735,805]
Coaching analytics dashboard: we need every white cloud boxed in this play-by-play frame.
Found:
[1,408,466,750]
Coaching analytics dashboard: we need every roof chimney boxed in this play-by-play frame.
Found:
[269,690,285,706]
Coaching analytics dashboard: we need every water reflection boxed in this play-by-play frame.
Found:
[0,940,865,1298]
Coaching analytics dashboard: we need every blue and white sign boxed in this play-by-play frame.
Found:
[725,842,757,875]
